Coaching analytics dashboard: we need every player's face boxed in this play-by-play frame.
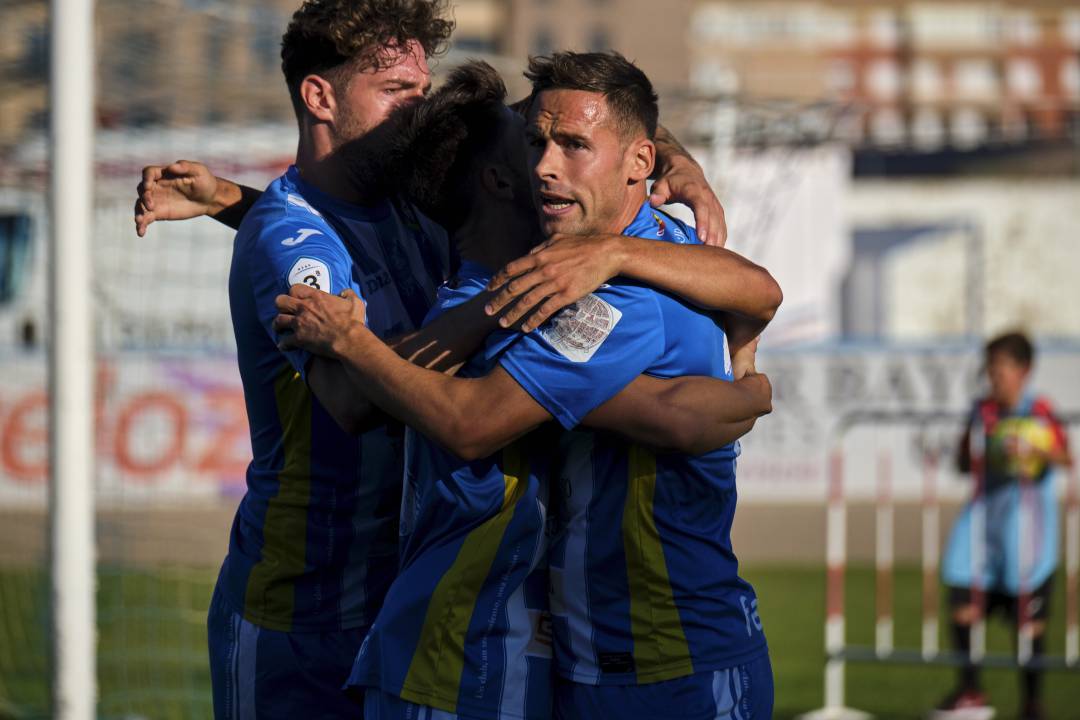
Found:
[333,40,432,147]
[526,89,638,237]
[986,351,1029,406]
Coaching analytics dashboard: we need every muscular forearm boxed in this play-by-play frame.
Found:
[611,236,782,319]
[332,326,540,459]
[334,327,485,449]
[583,373,771,455]
[210,179,261,230]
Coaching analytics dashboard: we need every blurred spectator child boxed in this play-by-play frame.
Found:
[934,332,1072,720]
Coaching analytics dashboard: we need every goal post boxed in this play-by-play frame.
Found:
[48,0,97,717]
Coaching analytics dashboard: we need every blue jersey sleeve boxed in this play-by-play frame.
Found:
[499,286,665,429]
[244,219,361,378]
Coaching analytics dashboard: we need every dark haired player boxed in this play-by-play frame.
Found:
[935,332,1072,720]
[275,60,774,720]
[277,52,781,719]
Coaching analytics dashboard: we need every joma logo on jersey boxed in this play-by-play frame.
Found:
[281,228,323,247]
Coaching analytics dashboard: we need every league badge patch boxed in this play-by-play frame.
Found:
[287,257,331,293]
[541,294,622,363]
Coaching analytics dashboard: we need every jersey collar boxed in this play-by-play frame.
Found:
[621,200,667,241]
[285,165,391,222]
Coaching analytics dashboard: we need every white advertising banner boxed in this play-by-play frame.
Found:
[0,347,1077,506]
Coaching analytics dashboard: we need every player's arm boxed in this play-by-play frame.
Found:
[275,284,499,375]
[583,372,771,456]
[484,233,782,337]
[273,284,502,436]
[134,160,260,235]
[278,286,672,460]
[307,357,379,434]
[651,123,727,247]
[297,312,551,461]
[285,306,764,461]
[246,222,386,435]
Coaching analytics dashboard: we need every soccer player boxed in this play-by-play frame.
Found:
[274,59,774,720]
[202,2,466,718]
[936,332,1072,720]
[276,52,781,718]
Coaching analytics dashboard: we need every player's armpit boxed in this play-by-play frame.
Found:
[583,373,772,456]
[306,356,383,435]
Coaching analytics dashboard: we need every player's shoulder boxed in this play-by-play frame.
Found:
[237,170,339,249]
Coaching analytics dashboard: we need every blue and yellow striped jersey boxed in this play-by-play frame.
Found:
[221,166,449,632]
[498,203,768,685]
[347,262,553,719]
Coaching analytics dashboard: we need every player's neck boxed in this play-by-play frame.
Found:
[453,206,538,272]
[606,185,649,235]
[295,132,381,206]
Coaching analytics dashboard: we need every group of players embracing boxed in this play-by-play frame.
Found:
[134,1,783,718]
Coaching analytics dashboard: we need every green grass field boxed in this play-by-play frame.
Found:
[1,565,1077,719]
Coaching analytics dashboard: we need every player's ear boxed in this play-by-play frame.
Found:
[627,139,655,183]
[482,164,515,201]
[300,74,337,124]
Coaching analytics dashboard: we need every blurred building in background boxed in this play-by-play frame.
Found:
[1,0,1078,347]
[689,1,1080,153]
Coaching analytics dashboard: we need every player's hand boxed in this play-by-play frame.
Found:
[273,285,368,358]
[485,233,624,332]
[650,155,727,247]
[134,160,219,236]
[731,336,760,381]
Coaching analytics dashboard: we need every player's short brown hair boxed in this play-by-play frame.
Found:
[986,331,1034,368]
[524,51,659,140]
[280,0,454,119]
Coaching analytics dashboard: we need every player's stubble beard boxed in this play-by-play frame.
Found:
[535,171,628,240]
